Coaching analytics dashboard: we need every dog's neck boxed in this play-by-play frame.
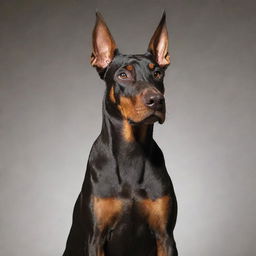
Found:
[99,98,154,155]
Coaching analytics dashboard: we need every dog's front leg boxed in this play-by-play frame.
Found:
[139,195,178,256]
[89,196,123,256]
[88,227,106,256]
[155,232,178,256]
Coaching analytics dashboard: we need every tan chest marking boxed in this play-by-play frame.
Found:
[93,197,123,231]
[139,196,170,233]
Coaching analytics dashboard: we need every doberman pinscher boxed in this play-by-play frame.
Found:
[63,11,178,256]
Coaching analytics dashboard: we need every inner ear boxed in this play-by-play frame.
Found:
[147,12,170,68]
[91,12,117,69]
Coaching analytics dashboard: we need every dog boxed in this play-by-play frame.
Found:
[63,11,178,256]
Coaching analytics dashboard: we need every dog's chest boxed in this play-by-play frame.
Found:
[91,161,169,199]
[92,194,171,234]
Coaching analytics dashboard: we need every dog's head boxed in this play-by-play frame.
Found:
[91,12,170,125]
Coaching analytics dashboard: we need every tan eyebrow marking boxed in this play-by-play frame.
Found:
[148,63,155,70]
[126,65,133,71]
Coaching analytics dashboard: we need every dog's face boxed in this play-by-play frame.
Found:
[104,54,166,124]
[91,12,170,125]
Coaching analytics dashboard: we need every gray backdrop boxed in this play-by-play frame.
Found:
[1,0,256,255]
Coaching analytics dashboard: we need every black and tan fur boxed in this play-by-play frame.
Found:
[63,12,178,256]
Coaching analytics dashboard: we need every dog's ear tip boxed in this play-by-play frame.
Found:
[147,12,170,68]
[95,11,104,20]
[160,10,167,24]
[91,11,117,70]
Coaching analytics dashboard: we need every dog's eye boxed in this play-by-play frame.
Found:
[118,72,128,79]
[153,70,162,79]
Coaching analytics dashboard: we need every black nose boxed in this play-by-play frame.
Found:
[143,91,165,111]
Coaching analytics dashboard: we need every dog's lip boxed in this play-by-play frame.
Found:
[128,111,165,125]
[153,111,166,124]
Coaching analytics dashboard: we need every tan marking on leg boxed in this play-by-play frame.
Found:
[139,196,170,232]
[156,239,167,256]
[139,196,171,256]
[109,86,116,103]
[96,247,104,256]
[93,197,123,231]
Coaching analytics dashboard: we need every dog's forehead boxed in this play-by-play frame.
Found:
[112,53,156,69]
[104,53,160,82]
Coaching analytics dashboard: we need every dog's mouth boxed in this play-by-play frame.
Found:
[128,111,165,125]
[144,111,165,124]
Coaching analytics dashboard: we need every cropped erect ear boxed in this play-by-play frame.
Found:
[91,12,117,69]
[147,12,170,68]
